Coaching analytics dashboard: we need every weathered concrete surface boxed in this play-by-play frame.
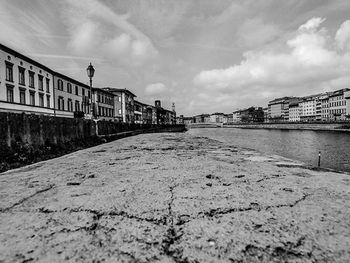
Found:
[0,133,349,262]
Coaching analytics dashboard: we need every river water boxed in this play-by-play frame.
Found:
[188,128,350,173]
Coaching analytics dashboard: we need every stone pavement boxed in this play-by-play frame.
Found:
[0,133,349,262]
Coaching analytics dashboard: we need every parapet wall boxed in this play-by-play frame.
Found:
[0,112,186,172]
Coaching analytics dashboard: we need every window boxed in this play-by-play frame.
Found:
[18,67,25,85]
[75,86,79,95]
[46,78,50,93]
[29,91,35,106]
[88,90,90,98]
[20,89,26,104]
[75,100,80,112]
[58,96,64,110]
[67,83,72,93]
[7,86,14,102]
[98,95,101,102]
[46,95,50,108]
[57,79,63,91]
[5,62,13,82]
[38,75,44,90]
[29,71,35,88]
[82,88,85,96]
[67,99,73,112]
[39,93,44,107]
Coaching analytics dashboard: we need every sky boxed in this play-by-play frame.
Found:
[1,0,350,116]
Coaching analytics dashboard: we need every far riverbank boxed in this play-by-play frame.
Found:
[188,122,350,132]
[224,122,350,132]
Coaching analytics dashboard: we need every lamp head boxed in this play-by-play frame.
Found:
[86,63,95,78]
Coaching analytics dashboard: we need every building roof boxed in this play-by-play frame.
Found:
[102,87,137,97]
[328,88,350,97]
[194,114,210,117]
[54,71,90,89]
[268,96,297,105]
[0,43,54,73]
[92,87,115,96]
[1,43,92,89]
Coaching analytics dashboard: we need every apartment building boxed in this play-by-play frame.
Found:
[210,113,225,123]
[194,114,210,123]
[328,89,349,121]
[345,90,350,118]
[232,110,241,123]
[93,88,114,120]
[53,72,91,118]
[0,44,54,115]
[263,107,269,122]
[288,102,300,122]
[134,100,143,124]
[319,94,330,121]
[143,104,154,124]
[268,97,287,121]
[299,96,317,122]
[102,87,136,123]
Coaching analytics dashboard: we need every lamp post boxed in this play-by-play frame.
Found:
[86,63,95,118]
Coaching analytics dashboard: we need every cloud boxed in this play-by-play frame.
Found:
[298,17,326,31]
[236,18,281,48]
[335,20,350,51]
[145,83,168,95]
[194,17,350,108]
[62,0,159,66]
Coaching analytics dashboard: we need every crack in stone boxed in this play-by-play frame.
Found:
[37,207,166,226]
[256,174,283,183]
[0,185,55,213]
[160,184,189,263]
[198,193,311,218]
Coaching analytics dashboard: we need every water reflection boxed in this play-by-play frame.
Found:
[188,128,350,172]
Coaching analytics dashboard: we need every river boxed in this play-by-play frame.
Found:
[188,128,350,173]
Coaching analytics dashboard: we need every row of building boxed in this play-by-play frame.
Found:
[0,43,176,124]
[178,89,350,124]
[268,89,350,122]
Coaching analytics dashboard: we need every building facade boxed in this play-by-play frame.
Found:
[0,44,54,116]
[288,102,300,122]
[134,100,143,124]
[299,96,317,122]
[328,89,349,121]
[345,90,350,119]
[93,88,114,120]
[53,72,91,119]
[102,87,136,123]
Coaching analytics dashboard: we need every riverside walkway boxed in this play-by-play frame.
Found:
[0,133,349,262]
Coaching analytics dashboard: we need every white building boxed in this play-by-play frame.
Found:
[232,110,241,123]
[53,72,91,118]
[328,89,349,121]
[345,90,350,118]
[0,44,54,115]
[288,103,300,122]
[300,97,317,122]
[102,87,136,123]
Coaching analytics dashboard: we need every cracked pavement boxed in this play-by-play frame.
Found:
[0,132,350,262]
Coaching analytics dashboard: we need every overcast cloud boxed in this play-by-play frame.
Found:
[1,0,350,115]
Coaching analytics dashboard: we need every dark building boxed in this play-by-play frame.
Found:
[240,107,264,123]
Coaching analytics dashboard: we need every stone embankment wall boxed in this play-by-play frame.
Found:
[224,122,350,131]
[0,112,186,172]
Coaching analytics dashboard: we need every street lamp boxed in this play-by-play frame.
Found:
[86,63,95,117]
